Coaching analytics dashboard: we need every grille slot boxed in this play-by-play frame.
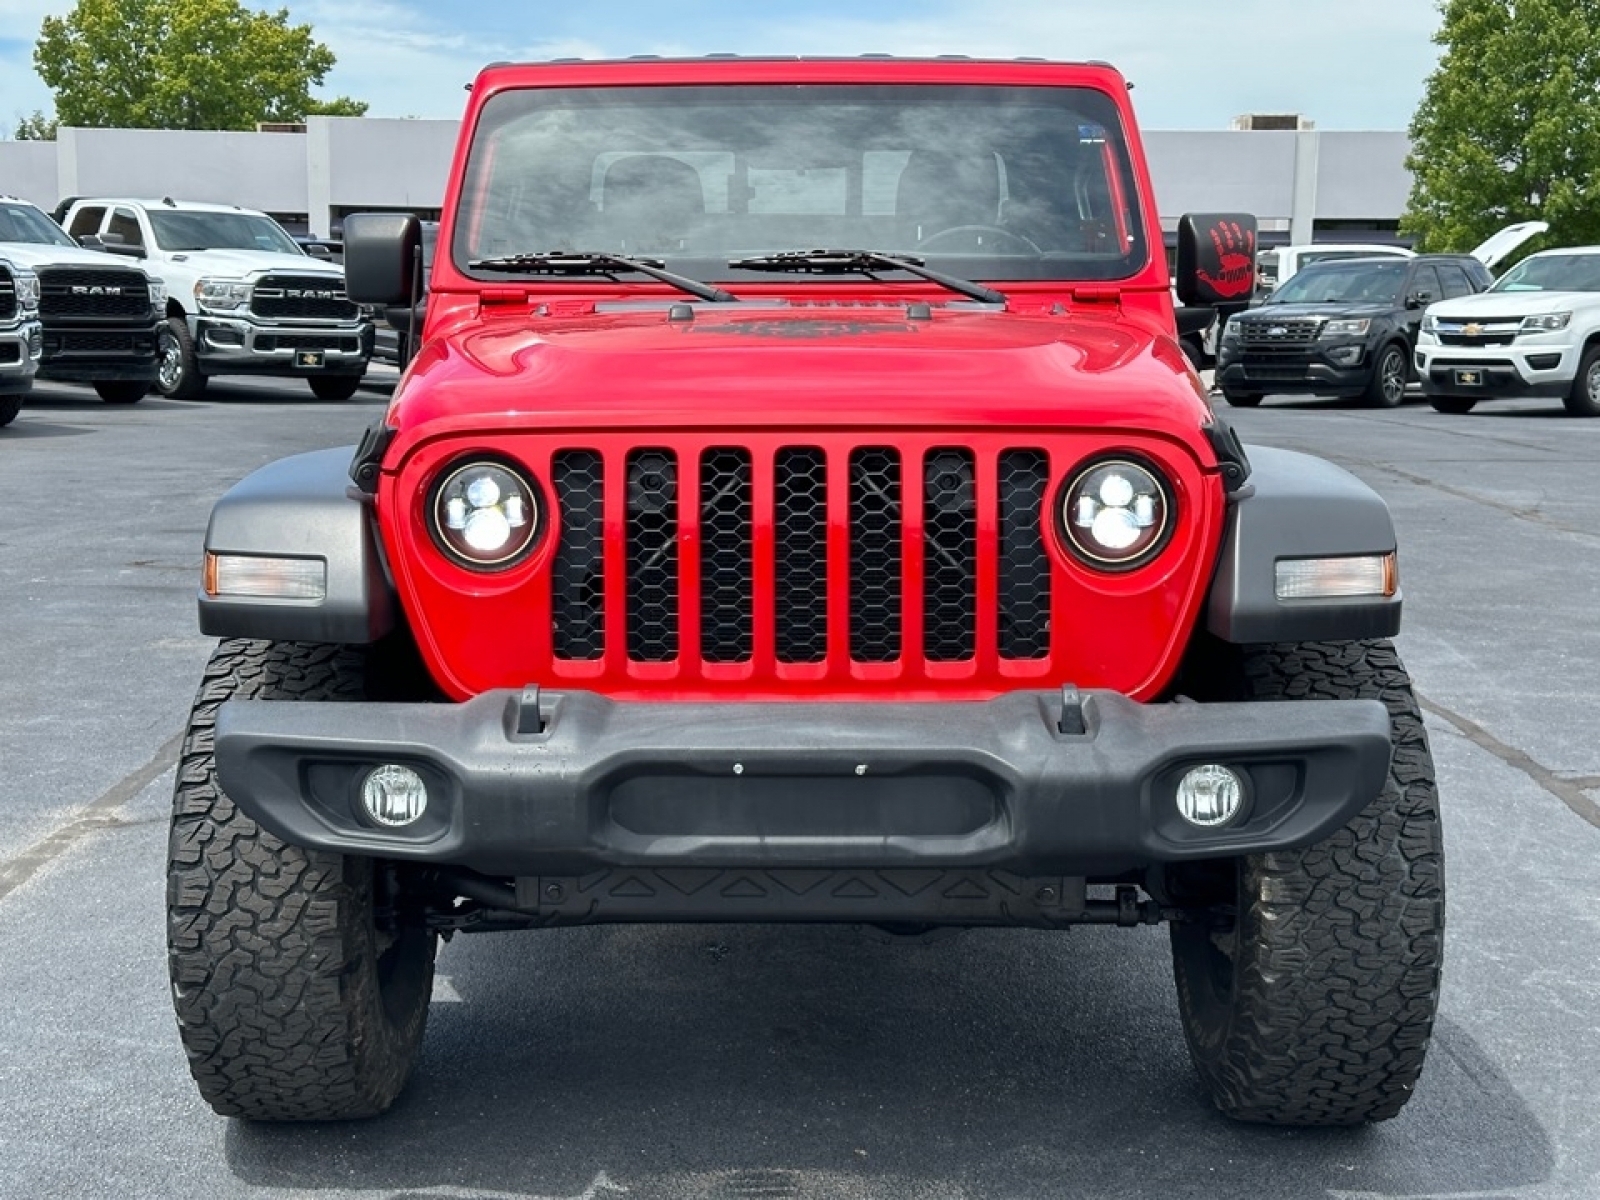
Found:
[923,448,977,661]
[552,451,605,660]
[850,447,903,663]
[626,449,680,662]
[0,267,14,322]
[250,275,359,321]
[42,330,157,356]
[774,447,828,663]
[700,448,753,663]
[998,450,1051,659]
[37,267,149,319]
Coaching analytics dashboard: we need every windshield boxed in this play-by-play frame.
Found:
[148,210,302,254]
[1491,253,1600,294]
[456,83,1148,283]
[1268,260,1407,305]
[0,201,77,248]
[1297,248,1406,270]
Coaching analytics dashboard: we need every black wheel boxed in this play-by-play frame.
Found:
[1564,344,1600,416]
[1167,639,1444,1126]
[167,639,437,1121]
[1429,395,1477,415]
[157,316,208,399]
[93,380,147,404]
[1220,390,1263,408]
[309,374,363,401]
[1180,337,1204,373]
[1364,342,1409,408]
[0,394,20,427]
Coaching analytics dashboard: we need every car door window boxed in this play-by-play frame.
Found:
[67,206,106,240]
[1409,265,1442,306]
[107,207,145,251]
[1437,265,1473,299]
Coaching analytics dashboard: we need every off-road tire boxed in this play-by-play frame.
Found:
[1563,344,1600,416]
[157,316,208,399]
[309,374,363,401]
[1428,395,1477,415]
[1168,639,1444,1126]
[0,394,20,427]
[167,639,437,1121]
[1221,390,1263,408]
[93,379,147,404]
[1364,342,1408,408]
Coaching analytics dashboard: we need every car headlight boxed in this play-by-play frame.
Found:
[194,278,253,312]
[1320,318,1371,337]
[1221,316,1241,340]
[429,459,541,569]
[1421,313,1439,332]
[1520,312,1571,332]
[13,270,40,316]
[147,278,168,307]
[1060,458,1173,570]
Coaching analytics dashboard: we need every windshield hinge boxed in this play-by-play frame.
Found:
[1070,286,1122,304]
[480,287,531,305]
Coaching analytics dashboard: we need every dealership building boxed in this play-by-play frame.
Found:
[0,114,1413,247]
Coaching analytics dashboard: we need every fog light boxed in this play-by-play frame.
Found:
[1176,765,1243,827]
[361,764,428,827]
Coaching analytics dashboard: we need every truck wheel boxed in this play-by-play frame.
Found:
[0,395,20,427]
[93,380,147,404]
[167,639,437,1121]
[1429,395,1477,414]
[309,374,363,401]
[1167,639,1444,1126]
[1220,390,1263,408]
[1563,345,1600,416]
[1364,343,1408,408]
[157,317,208,399]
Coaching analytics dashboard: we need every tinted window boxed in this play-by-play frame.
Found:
[66,205,105,240]
[458,84,1150,282]
[107,207,144,249]
[1491,253,1600,293]
[1437,264,1473,299]
[1409,265,1442,303]
[1267,259,1407,305]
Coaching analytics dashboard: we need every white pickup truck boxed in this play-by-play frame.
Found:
[61,198,373,400]
[1416,243,1600,416]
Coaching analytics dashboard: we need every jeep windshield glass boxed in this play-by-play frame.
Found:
[1267,260,1407,305]
[455,84,1148,284]
[0,201,77,248]
[1490,253,1600,294]
[148,211,301,255]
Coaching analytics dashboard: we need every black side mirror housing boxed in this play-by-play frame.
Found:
[78,234,106,251]
[1407,290,1435,310]
[1176,213,1259,308]
[344,213,422,307]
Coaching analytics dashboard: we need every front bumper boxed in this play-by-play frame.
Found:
[37,318,161,383]
[1216,342,1373,396]
[194,316,373,375]
[1415,336,1576,398]
[217,689,1393,904]
[0,320,43,393]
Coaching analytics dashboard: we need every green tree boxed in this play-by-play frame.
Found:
[13,110,59,140]
[33,0,367,131]
[1403,0,1600,254]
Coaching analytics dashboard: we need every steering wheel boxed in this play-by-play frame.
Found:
[916,224,1043,254]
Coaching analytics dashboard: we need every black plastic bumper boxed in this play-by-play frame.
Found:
[216,689,1393,890]
[1217,357,1370,397]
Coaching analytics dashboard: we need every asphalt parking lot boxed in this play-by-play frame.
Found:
[1,373,1598,1200]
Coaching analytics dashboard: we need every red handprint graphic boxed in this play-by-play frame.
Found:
[1196,220,1256,300]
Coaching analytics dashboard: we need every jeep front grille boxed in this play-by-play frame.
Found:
[549,442,1052,669]
[250,275,359,321]
[36,267,150,320]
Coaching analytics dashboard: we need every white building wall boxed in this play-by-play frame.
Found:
[1316,132,1414,219]
[56,128,308,214]
[0,140,61,209]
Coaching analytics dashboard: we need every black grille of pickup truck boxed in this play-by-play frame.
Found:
[0,266,15,321]
[37,267,150,319]
[250,275,359,321]
[549,443,1052,668]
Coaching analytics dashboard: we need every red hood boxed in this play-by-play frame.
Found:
[387,303,1212,443]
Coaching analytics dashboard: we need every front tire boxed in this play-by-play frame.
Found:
[157,316,208,399]
[1220,390,1263,408]
[1168,639,1444,1126]
[1364,342,1409,408]
[1429,395,1477,414]
[93,380,147,404]
[1563,345,1600,416]
[0,394,20,427]
[309,374,363,401]
[167,639,437,1121]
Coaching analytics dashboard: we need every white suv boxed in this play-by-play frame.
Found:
[1416,245,1600,416]
[61,198,373,400]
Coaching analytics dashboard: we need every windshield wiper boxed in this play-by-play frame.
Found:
[468,251,739,303]
[729,249,1007,306]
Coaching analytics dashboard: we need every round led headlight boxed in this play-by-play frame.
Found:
[430,459,540,569]
[1060,458,1173,569]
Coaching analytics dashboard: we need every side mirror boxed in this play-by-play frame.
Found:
[305,243,333,259]
[78,234,106,251]
[1176,213,1259,307]
[1406,290,1435,310]
[344,213,422,307]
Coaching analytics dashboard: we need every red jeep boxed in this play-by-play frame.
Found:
[169,58,1443,1126]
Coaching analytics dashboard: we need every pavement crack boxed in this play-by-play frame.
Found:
[1418,694,1600,831]
[0,731,183,905]
[1370,462,1599,541]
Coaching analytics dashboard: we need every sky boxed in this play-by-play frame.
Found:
[0,0,1445,134]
